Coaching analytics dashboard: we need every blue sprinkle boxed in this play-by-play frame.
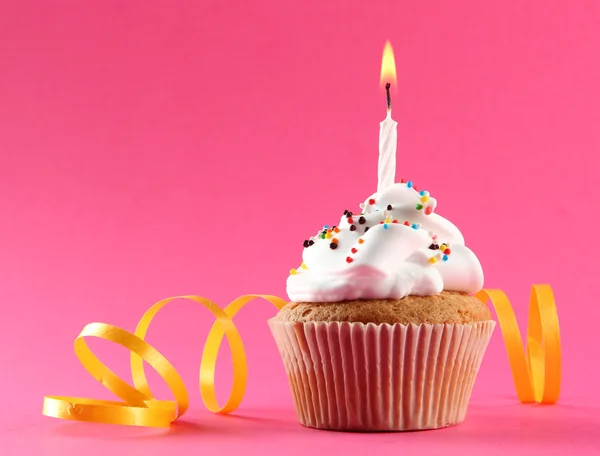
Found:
[324,225,329,229]
[383,224,389,229]
[406,181,413,188]
[411,224,418,230]
[443,255,449,261]
[419,190,427,196]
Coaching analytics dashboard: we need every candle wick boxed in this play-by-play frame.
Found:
[385,83,392,112]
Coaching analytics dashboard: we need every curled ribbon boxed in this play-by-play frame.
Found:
[476,285,561,404]
[42,295,286,427]
[43,286,560,427]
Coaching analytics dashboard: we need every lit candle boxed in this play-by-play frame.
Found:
[378,41,398,193]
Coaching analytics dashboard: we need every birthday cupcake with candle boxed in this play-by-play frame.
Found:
[268,42,494,432]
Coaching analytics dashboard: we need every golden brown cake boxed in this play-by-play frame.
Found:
[274,291,491,325]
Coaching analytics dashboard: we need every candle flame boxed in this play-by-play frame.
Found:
[380,41,397,89]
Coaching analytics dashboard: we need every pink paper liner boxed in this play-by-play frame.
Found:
[268,319,495,431]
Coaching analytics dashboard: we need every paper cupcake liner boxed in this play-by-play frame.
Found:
[268,319,495,431]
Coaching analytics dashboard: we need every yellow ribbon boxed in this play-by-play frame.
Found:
[42,286,561,427]
[42,294,286,427]
[476,285,561,404]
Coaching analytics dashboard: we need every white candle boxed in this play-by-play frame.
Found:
[378,109,397,192]
[377,41,398,193]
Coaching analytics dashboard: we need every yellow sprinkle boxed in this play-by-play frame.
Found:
[428,257,437,264]
[440,244,447,250]
[290,269,298,275]
[326,233,332,239]
[420,196,429,203]
[301,263,308,270]
[385,218,391,223]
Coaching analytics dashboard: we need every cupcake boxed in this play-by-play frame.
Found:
[268,182,494,431]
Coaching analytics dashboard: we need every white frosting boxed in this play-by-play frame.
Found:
[287,182,484,302]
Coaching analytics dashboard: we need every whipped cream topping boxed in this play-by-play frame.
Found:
[287,182,484,302]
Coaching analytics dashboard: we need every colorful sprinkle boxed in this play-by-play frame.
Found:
[369,199,376,205]
[444,248,451,255]
[412,223,419,230]
[416,204,423,210]
[358,239,364,244]
[358,216,366,224]
[290,268,298,275]
[326,233,332,239]
[346,257,353,263]
[349,225,357,231]
[347,217,354,224]
[425,207,433,215]
[443,255,449,262]
[385,218,391,223]
[383,224,389,229]
[420,196,429,203]
[440,243,447,250]
[428,257,437,264]
[404,221,410,226]
[329,242,337,250]
[406,181,413,188]
[419,190,429,196]
[351,248,358,254]
[332,238,339,244]
[301,263,308,270]
[400,178,406,183]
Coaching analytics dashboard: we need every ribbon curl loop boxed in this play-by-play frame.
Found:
[42,294,286,427]
[476,285,561,404]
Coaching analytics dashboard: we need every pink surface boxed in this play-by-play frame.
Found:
[1,0,599,454]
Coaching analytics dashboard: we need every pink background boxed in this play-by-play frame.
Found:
[1,0,599,454]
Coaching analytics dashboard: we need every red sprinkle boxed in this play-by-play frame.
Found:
[404,221,410,226]
[400,178,406,183]
[393,219,399,223]
[368,199,375,205]
[425,207,433,215]
[346,257,353,263]
[351,248,358,254]
[347,217,354,224]
[444,248,451,255]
